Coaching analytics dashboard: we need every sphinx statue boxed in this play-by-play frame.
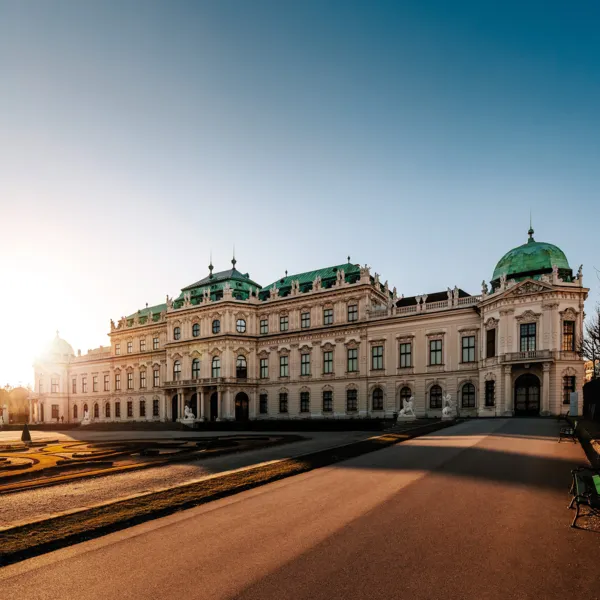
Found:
[397,396,416,420]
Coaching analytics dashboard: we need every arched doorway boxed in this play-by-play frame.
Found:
[189,393,198,418]
[210,392,219,421]
[514,374,540,416]
[171,394,178,422]
[40,404,44,422]
[235,392,250,421]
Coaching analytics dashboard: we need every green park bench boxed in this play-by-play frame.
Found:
[568,467,600,528]
[558,420,578,443]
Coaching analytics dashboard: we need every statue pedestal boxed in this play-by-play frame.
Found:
[441,414,456,421]
[396,415,417,422]
[80,418,91,426]
[181,418,195,428]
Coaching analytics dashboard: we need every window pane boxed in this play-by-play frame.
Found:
[323,390,333,412]
[400,343,412,368]
[486,329,496,358]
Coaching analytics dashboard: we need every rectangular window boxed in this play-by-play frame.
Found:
[104,374,110,391]
[562,321,575,352]
[115,343,121,355]
[51,404,59,419]
[323,308,334,325]
[153,337,159,350]
[260,358,269,379]
[346,389,358,412]
[520,323,537,352]
[563,376,576,405]
[323,390,333,412]
[371,346,383,370]
[260,319,268,334]
[300,391,310,413]
[279,316,289,332]
[153,369,160,388]
[301,353,311,376]
[301,312,311,329]
[140,339,146,352]
[280,355,289,377]
[72,378,76,394]
[486,328,496,358]
[115,374,121,391]
[153,398,159,417]
[127,401,133,417]
[82,377,87,393]
[127,341,133,354]
[51,378,59,393]
[323,351,333,374]
[347,348,358,372]
[400,343,412,368]
[461,336,476,363]
[279,393,288,413]
[140,370,146,389]
[127,373,133,390]
[259,394,268,414]
[429,340,442,365]
[140,400,146,418]
[485,380,495,407]
[115,401,121,418]
[92,375,98,392]
[347,304,358,322]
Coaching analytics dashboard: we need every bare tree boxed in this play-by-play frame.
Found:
[579,303,600,379]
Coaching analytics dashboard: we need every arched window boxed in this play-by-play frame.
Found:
[429,385,443,409]
[236,355,247,378]
[192,358,200,379]
[93,403,99,418]
[372,388,384,411]
[462,383,476,408]
[400,386,412,406]
[173,360,181,380]
[173,326,181,341]
[73,404,78,419]
[105,402,111,418]
[83,403,88,415]
[212,319,220,334]
[140,399,146,417]
[236,319,246,333]
[192,323,200,337]
[212,356,221,378]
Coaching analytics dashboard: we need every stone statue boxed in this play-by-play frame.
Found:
[183,405,195,421]
[453,286,459,300]
[481,280,488,295]
[313,275,322,291]
[166,295,173,310]
[577,264,583,280]
[442,394,456,419]
[392,287,398,301]
[398,396,416,419]
[447,287,453,300]
[110,318,116,330]
[81,409,91,426]
[270,284,279,299]
[499,273,507,289]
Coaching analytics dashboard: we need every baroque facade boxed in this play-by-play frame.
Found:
[30,228,588,423]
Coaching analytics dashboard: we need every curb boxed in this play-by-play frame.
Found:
[0,418,458,567]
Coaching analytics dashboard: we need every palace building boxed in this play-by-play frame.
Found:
[29,227,588,424]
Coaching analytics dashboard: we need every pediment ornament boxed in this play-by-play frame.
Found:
[511,281,553,296]
[515,310,540,323]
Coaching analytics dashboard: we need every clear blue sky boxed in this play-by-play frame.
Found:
[0,0,598,385]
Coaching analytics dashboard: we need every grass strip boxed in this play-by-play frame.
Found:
[0,419,456,566]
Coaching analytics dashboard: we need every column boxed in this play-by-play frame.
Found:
[177,388,183,421]
[200,389,205,420]
[542,363,551,415]
[226,388,233,419]
[504,365,512,415]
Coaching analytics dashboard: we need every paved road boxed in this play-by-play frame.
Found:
[1,419,597,600]
[0,430,372,527]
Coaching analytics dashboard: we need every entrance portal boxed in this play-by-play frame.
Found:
[210,392,219,421]
[235,392,250,421]
[189,393,198,418]
[171,394,178,422]
[514,374,541,416]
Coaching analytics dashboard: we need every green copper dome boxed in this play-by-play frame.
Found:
[492,228,571,283]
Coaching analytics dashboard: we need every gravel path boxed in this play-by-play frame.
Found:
[0,431,372,527]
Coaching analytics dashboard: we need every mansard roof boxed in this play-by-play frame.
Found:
[181,267,261,292]
[259,262,362,300]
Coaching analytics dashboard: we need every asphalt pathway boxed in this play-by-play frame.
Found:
[1,418,596,600]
